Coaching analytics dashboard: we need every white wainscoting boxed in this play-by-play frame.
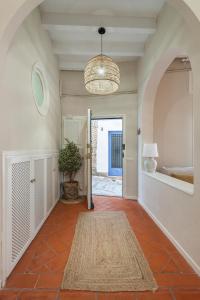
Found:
[2,150,60,286]
[139,172,200,275]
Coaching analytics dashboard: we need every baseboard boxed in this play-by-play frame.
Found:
[140,201,200,276]
[124,195,138,200]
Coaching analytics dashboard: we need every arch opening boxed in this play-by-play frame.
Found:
[154,56,194,184]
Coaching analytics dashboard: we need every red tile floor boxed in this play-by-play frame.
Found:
[1,196,200,299]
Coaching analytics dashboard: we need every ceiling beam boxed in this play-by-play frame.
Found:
[42,13,156,34]
[53,41,144,57]
[59,61,86,71]
[58,55,137,71]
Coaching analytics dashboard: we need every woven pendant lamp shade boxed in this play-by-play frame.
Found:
[84,54,120,95]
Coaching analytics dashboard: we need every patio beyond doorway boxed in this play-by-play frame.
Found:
[91,118,123,197]
[92,175,122,197]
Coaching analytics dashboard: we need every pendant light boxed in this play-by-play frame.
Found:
[84,27,120,95]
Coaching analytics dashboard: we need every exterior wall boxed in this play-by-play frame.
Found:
[91,120,98,174]
[0,8,61,284]
[61,62,138,199]
[154,70,193,168]
[96,119,122,174]
[138,2,200,273]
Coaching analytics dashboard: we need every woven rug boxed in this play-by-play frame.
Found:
[62,211,158,292]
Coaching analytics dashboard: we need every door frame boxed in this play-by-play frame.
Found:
[91,114,126,198]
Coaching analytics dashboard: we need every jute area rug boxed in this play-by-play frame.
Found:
[62,211,158,292]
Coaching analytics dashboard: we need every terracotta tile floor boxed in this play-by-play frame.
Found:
[2,196,200,299]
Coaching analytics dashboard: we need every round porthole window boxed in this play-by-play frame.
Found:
[32,63,49,116]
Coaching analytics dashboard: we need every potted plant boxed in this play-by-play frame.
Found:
[58,139,82,200]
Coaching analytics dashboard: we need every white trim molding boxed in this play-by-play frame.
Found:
[32,62,50,116]
[143,171,194,195]
[124,195,138,200]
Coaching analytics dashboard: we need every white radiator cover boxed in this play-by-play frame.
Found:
[2,151,60,282]
[10,160,31,265]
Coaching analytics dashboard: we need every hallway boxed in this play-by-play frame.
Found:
[2,197,200,299]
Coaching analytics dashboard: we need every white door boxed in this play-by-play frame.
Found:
[87,109,94,209]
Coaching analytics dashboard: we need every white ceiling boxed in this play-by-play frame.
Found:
[40,0,166,70]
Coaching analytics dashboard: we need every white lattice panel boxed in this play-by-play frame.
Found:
[3,151,59,282]
[10,161,31,268]
[46,158,53,213]
[34,159,45,230]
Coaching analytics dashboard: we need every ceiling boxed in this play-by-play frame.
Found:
[40,0,166,70]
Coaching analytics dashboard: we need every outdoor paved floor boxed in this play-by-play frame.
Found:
[92,175,122,197]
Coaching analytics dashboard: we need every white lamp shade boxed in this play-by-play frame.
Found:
[143,143,158,157]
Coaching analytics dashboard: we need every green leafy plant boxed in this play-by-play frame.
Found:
[58,139,82,182]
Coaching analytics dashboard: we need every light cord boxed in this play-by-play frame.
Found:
[101,34,103,55]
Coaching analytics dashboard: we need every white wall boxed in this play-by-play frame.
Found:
[154,70,193,168]
[61,61,138,199]
[61,61,137,96]
[141,173,196,271]
[138,2,200,273]
[1,9,61,151]
[0,8,61,283]
[96,119,122,174]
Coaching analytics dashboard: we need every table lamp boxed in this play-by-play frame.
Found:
[143,143,158,172]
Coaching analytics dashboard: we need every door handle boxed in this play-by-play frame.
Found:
[30,178,36,183]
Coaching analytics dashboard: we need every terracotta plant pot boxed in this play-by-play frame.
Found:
[63,181,79,200]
